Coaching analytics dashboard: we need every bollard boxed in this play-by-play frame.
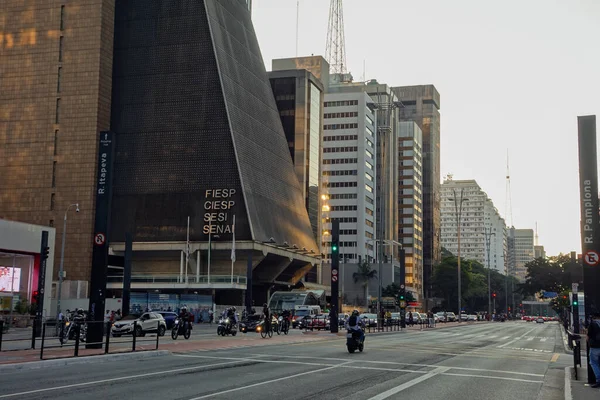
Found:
[40,323,46,360]
[156,321,160,350]
[105,322,111,354]
[74,324,80,357]
[132,321,137,351]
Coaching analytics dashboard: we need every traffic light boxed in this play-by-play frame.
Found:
[492,292,496,298]
[32,290,40,304]
[42,246,50,260]
[399,291,405,301]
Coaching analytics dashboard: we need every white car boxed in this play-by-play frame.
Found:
[466,315,477,321]
[112,312,166,337]
[536,317,545,324]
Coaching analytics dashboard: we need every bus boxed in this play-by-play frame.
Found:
[268,290,323,314]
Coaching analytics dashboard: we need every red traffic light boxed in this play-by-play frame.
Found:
[492,293,496,298]
[32,290,40,303]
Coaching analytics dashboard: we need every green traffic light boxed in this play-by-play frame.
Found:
[332,245,338,252]
[573,301,578,306]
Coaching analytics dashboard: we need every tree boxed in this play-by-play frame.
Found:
[518,255,572,298]
[353,260,377,309]
[382,283,416,302]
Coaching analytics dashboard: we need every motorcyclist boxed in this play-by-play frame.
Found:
[281,309,291,329]
[345,309,365,344]
[179,306,190,330]
[226,307,238,325]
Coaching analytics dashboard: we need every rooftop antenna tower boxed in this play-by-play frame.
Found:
[325,0,347,74]
[504,150,514,227]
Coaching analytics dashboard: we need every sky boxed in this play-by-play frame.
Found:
[251,0,600,257]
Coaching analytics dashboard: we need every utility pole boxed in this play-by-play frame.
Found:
[484,227,495,318]
[452,188,467,321]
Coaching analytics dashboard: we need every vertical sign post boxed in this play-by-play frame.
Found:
[33,231,49,340]
[577,115,599,383]
[330,220,340,333]
[399,248,406,328]
[245,253,253,314]
[122,233,132,317]
[87,131,115,348]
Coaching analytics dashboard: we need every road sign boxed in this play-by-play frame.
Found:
[400,284,405,289]
[542,291,558,298]
[332,275,338,282]
[572,283,579,294]
[94,233,106,246]
[332,269,338,276]
[399,300,406,308]
[584,250,600,266]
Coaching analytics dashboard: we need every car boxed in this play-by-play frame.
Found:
[307,314,330,330]
[435,312,446,322]
[338,313,349,326]
[154,311,178,329]
[466,314,477,322]
[536,317,544,323]
[112,312,167,337]
[445,312,457,322]
[292,308,319,328]
[359,313,378,327]
[240,314,262,333]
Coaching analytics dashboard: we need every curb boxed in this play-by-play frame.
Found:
[560,326,573,354]
[565,366,573,400]
[0,350,170,372]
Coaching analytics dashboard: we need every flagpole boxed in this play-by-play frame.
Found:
[231,215,236,284]
[185,216,190,284]
[208,218,212,284]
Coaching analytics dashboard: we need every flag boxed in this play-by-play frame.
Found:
[231,215,236,263]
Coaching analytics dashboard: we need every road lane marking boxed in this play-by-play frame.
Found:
[187,361,352,399]
[247,353,545,377]
[501,336,510,340]
[540,338,547,342]
[0,360,245,399]
[498,327,536,348]
[526,337,534,341]
[551,353,560,362]
[565,367,573,400]
[441,372,542,383]
[367,367,451,400]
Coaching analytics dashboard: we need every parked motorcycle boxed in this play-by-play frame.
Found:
[346,329,364,354]
[217,317,237,336]
[171,317,191,340]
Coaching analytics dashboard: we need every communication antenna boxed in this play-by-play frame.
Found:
[504,150,514,227]
[325,0,347,74]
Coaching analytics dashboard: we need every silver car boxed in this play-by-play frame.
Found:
[112,312,167,337]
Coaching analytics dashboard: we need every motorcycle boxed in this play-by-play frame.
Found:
[346,329,364,354]
[217,317,237,336]
[171,317,192,340]
[277,316,290,335]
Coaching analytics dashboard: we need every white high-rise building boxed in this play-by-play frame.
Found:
[321,91,378,263]
[440,179,506,271]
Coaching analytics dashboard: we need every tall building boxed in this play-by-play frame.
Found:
[398,122,424,296]
[268,68,325,243]
[0,0,320,307]
[508,228,535,281]
[320,91,378,263]
[0,1,115,287]
[393,85,441,305]
[534,245,546,259]
[441,179,506,272]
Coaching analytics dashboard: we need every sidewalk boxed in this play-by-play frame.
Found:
[568,365,600,400]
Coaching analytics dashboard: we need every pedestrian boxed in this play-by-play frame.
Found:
[408,311,414,327]
[587,312,600,388]
[209,310,214,324]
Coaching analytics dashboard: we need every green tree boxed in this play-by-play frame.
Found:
[382,283,415,302]
[353,260,377,309]
[518,255,572,298]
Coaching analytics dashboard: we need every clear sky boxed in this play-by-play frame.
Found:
[252,0,600,257]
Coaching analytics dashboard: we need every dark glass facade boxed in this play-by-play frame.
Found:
[110,0,317,252]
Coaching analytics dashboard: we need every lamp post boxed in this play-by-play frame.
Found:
[56,203,79,318]
[451,189,467,322]
[484,227,495,319]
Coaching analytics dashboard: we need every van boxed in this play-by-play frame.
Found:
[292,305,321,328]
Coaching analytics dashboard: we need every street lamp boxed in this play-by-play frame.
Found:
[450,189,468,322]
[56,203,79,318]
[484,227,496,319]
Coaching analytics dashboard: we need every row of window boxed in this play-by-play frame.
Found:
[324,182,357,188]
[324,123,359,130]
[323,158,357,164]
[323,146,358,153]
[330,193,357,199]
[324,135,358,141]
[324,242,358,248]
[331,205,358,211]
[331,217,358,223]
[324,112,358,118]
[325,100,359,107]
[323,170,358,176]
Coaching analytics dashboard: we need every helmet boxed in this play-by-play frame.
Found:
[352,310,360,316]
[181,306,187,312]
[263,303,268,308]
[77,308,84,315]
[232,306,236,312]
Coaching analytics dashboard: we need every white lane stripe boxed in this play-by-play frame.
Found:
[498,327,537,348]
[442,372,542,384]
[188,362,351,399]
[526,337,534,341]
[246,353,545,377]
[540,338,547,342]
[367,367,450,400]
[488,335,497,339]
[501,336,510,340]
[0,360,244,399]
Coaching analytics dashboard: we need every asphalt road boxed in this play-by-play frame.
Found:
[0,321,570,400]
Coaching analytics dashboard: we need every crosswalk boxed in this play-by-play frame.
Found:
[433,331,553,343]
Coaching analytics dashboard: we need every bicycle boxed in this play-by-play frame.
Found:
[259,319,273,339]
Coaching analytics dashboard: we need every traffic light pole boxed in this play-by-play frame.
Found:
[330,220,340,334]
[34,231,49,341]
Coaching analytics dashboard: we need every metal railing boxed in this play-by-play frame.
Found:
[107,274,247,284]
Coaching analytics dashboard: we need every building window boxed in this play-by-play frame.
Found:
[366,208,374,216]
[49,219,55,227]
[55,98,61,123]
[60,5,65,30]
[323,170,357,176]
[365,219,374,227]
[331,205,358,211]
[50,193,55,210]
[58,36,64,62]
[365,173,374,182]
[57,67,62,93]
[366,138,374,148]
[365,161,373,170]
[54,130,58,155]
[52,161,57,188]
[365,184,373,193]
[365,196,374,205]
[366,150,373,159]
[325,182,358,188]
